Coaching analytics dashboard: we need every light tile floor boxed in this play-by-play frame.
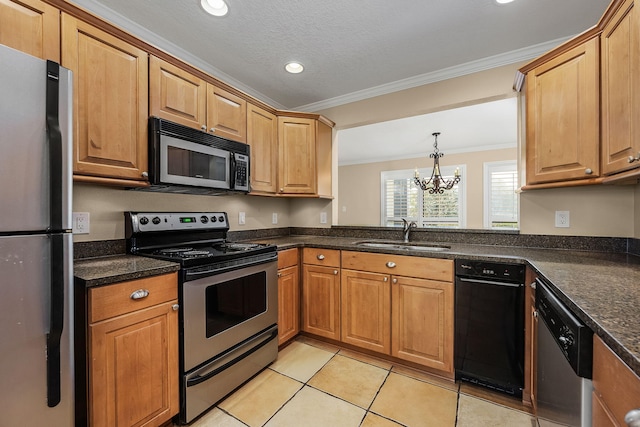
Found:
[183,338,538,427]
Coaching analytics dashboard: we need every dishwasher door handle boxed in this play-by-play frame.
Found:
[457,276,523,288]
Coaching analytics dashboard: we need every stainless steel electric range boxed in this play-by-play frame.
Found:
[125,212,278,424]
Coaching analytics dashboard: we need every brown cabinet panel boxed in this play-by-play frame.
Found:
[278,116,316,194]
[601,0,640,175]
[341,269,391,353]
[341,250,453,282]
[391,275,453,372]
[149,55,207,130]
[0,0,59,61]
[62,14,148,182]
[303,247,341,267]
[89,300,179,427]
[525,37,599,184]
[277,265,299,345]
[302,264,340,340]
[207,84,247,143]
[247,103,278,194]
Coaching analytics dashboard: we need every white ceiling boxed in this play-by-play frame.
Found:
[338,97,518,166]
[71,0,610,111]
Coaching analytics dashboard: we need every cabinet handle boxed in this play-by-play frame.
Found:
[392,278,397,284]
[386,261,396,268]
[172,304,180,311]
[277,272,282,277]
[383,277,388,282]
[533,310,538,318]
[625,409,640,427]
[333,270,338,275]
[141,171,148,178]
[317,254,325,260]
[201,124,207,131]
[585,168,593,175]
[628,153,640,163]
[130,289,149,300]
[210,127,216,133]
[530,281,537,290]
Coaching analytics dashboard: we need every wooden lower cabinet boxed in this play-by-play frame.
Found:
[302,263,340,340]
[87,273,179,427]
[277,248,300,345]
[341,269,391,353]
[592,335,640,427]
[391,275,453,372]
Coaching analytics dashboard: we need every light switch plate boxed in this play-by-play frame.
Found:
[238,212,246,225]
[272,213,278,224]
[320,212,327,224]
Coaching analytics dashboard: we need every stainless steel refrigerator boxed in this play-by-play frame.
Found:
[0,44,74,425]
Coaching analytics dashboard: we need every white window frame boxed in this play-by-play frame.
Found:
[483,160,519,229]
[380,165,466,228]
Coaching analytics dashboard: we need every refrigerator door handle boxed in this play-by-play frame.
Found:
[46,61,63,232]
[45,61,63,408]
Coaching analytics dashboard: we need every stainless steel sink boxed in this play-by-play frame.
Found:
[355,241,450,252]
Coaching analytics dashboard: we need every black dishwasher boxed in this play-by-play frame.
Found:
[455,259,525,397]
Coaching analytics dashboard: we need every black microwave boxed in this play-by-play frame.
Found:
[148,117,250,193]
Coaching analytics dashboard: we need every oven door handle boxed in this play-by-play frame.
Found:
[457,276,523,288]
[186,328,278,387]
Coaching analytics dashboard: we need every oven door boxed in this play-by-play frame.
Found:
[182,259,277,372]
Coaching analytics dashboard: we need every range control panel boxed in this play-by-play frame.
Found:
[455,259,525,283]
[126,212,229,233]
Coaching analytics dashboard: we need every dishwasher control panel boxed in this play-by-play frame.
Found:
[455,259,525,283]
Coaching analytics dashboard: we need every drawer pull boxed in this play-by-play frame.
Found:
[317,254,325,260]
[172,304,180,311]
[333,270,338,275]
[386,261,396,268]
[130,289,150,300]
[277,272,282,277]
[383,277,388,282]
[628,153,640,163]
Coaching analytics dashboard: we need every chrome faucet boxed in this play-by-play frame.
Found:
[402,218,417,243]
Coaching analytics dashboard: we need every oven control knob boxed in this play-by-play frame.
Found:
[139,216,149,225]
[152,216,161,225]
[200,216,209,224]
[211,216,217,222]
[218,215,225,223]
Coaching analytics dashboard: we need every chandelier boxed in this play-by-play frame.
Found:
[413,132,461,194]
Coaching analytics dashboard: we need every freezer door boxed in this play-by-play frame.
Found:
[0,44,72,233]
[0,233,74,425]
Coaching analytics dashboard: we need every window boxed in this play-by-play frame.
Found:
[381,166,466,228]
[484,161,518,229]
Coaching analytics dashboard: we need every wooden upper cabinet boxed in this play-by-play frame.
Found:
[278,116,317,194]
[207,84,247,143]
[247,103,278,194]
[601,0,640,176]
[525,37,600,185]
[149,55,206,130]
[0,0,60,61]
[62,13,149,183]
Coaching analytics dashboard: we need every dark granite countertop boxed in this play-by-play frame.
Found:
[249,235,640,377]
[74,255,180,288]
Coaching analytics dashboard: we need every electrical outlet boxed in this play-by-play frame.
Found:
[555,211,570,228]
[320,212,327,224]
[72,212,90,234]
[272,213,278,224]
[238,212,246,225]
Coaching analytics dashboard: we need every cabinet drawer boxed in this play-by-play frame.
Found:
[278,248,299,270]
[303,248,340,267]
[89,273,178,323]
[341,251,453,282]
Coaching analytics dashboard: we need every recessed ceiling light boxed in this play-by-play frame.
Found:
[201,0,228,16]
[495,0,515,3]
[285,62,304,74]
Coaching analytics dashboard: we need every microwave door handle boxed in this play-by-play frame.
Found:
[229,153,236,190]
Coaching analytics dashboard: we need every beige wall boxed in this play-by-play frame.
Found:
[338,148,517,228]
[72,183,330,242]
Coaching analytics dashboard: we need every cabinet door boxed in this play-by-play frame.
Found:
[149,55,207,130]
[247,103,278,194]
[62,14,149,183]
[278,265,299,345]
[391,275,453,373]
[601,0,640,175]
[206,84,247,142]
[525,37,599,184]
[341,269,391,354]
[0,0,59,61]
[278,116,317,194]
[302,264,340,340]
[89,300,179,427]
